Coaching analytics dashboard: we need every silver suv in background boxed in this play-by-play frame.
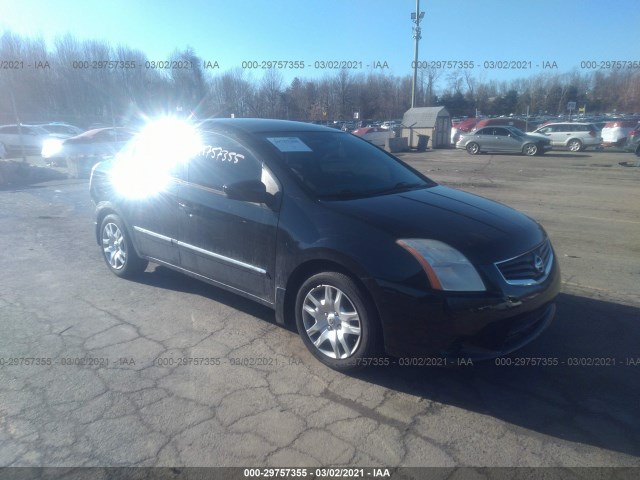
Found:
[532,122,601,151]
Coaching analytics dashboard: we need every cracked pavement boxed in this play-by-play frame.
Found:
[0,149,639,467]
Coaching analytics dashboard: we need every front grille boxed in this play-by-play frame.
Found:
[495,239,553,285]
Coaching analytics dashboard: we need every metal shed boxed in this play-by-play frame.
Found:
[401,107,451,149]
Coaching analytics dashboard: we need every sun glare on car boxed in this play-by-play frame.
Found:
[110,117,202,199]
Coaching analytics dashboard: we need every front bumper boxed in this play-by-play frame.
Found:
[441,302,555,361]
[374,256,561,359]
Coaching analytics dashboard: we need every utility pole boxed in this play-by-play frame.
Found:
[8,76,26,162]
[411,0,425,108]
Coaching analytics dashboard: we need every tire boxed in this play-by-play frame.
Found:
[466,142,480,155]
[295,272,380,371]
[567,139,582,152]
[523,143,538,156]
[99,214,148,278]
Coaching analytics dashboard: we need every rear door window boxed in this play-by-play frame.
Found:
[188,133,262,191]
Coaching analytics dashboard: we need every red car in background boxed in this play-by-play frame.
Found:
[60,127,136,158]
[57,127,136,175]
[451,117,477,144]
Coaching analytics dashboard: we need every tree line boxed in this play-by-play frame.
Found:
[1,31,639,128]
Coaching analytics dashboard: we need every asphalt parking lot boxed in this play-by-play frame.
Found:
[0,147,639,467]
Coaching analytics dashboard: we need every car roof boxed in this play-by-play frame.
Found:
[199,118,337,135]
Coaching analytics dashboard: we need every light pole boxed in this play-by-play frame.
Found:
[411,0,425,108]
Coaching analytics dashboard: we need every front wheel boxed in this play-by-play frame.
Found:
[466,142,480,155]
[295,272,380,371]
[100,214,148,278]
[523,143,538,156]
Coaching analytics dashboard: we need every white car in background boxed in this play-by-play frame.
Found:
[0,124,67,158]
[600,120,639,147]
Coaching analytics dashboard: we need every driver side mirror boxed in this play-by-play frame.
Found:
[223,179,272,205]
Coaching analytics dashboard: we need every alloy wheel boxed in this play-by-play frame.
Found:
[102,222,127,270]
[301,284,362,359]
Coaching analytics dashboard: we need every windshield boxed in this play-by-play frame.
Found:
[260,131,435,199]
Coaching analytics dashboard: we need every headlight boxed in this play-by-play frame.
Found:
[396,239,485,292]
[42,138,63,158]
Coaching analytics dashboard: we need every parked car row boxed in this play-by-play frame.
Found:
[0,122,138,168]
[455,118,640,156]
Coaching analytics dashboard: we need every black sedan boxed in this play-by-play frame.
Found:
[90,118,560,370]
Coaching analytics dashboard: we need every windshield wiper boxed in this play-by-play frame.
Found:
[319,182,429,200]
[318,189,367,200]
[368,181,428,196]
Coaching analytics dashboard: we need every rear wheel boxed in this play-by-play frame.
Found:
[567,139,583,152]
[466,142,480,155]
[100,214,148,278]
[295,272,380,371]
[523,143,538,156]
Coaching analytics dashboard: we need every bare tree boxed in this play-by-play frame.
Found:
[418,65,441,107]
[257,69,284,118]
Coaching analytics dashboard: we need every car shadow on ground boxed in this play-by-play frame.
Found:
[128,266,640,459]
[354,292,640,459]
[537,152,593,158]
[133,265,278,324]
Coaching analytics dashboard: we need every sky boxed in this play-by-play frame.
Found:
[1,0,639,88]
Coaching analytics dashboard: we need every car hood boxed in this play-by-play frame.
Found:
[322,185,546,264]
